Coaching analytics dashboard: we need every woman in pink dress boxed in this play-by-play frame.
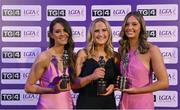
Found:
[24,17,75,109]
[118,11,169,109]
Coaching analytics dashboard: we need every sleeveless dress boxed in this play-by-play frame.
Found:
[120,50,154,109]
[76,58,118,109]
[37,57,73,109]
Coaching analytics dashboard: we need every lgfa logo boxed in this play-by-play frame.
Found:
[159,8,176,16]
[23,51,39,57]
[68,9,83,16]
[112,9,129,16]
[159,30,176,39]
[161,51,176,59]
[158,94,176,102]
[22,94,39,100]
[23,9,39,16]
[160,48,178,64]
[72,26,86,42]
[111,26,121,42]
[154,91,178,107]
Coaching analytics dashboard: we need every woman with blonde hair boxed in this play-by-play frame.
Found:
[73,18,119,109]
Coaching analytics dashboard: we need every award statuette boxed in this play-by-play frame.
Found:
[60,50,70,89]
[118,54,129,91]
[97,56,107,95]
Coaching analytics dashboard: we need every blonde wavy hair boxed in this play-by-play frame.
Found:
[86,18,113,59]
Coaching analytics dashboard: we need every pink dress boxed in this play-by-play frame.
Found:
[120,50,154,109]
[37,61,73,109]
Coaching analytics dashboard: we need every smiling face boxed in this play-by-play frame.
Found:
[125,16,141,39]
[50,23,69,46]
[93,21,109,45]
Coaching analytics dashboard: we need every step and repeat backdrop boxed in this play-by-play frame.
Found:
[0,0,179,109]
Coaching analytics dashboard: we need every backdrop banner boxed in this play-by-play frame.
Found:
[0,0,179,109]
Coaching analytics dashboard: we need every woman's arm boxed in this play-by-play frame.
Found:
[24,52,57,94]
[124,45,169,94]
[72,49,105,89]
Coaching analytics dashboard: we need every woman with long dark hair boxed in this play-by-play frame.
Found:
[25,17,75,109]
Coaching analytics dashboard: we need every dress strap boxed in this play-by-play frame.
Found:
[51,55,60,76]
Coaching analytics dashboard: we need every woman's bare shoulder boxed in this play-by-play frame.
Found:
[34,50,51,65]
[149,43,160,53]
[76,48,87,58]
[148,43,161,58]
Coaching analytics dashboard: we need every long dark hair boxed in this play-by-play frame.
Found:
[118,11,149,59]
[48,17,75,82]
